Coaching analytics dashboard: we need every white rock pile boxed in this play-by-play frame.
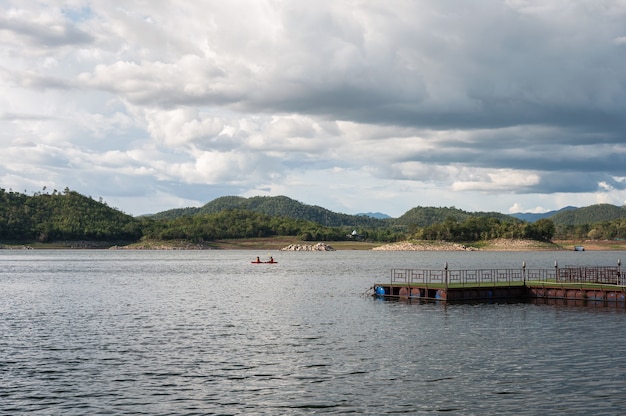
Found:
[281,242,336,251]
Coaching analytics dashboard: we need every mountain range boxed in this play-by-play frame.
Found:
[149,195,626,227]
[3,190,626,245]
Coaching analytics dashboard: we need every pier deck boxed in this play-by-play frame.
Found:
[372,263,626,305]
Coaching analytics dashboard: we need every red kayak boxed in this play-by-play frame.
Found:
[252,256,277,263]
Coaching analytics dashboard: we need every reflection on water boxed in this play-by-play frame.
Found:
[1,249,626,414]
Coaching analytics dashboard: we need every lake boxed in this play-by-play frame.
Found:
[2,249,626,415]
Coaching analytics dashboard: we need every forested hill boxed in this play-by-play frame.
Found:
[151,195,388,228]
[394,206,517,227]
[4,188,626,244]
[0,188,141,242]
[151,195,521,228]
[549,204,626,226]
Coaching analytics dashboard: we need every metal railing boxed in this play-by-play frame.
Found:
[390,264,623,288]
[557,266,620,284]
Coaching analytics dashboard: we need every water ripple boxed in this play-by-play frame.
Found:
[2,250,626,414]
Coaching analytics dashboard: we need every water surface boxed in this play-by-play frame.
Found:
[2,250,626,414]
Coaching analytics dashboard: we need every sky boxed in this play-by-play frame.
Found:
[1,0,626,218]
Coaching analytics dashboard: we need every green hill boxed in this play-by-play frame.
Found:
[151,196,521,229]
[549,204,626,226]
[7,188,626,245]
[395,206,517,227]
[152,195,388,228]
[143,198,626,229]
[0,188,141,242]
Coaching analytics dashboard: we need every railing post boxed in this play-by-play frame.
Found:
[522,261,526,286]
[444,262,448,290]
[618,259,622,286]
[554,260,558,282]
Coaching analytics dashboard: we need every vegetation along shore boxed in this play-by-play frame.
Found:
[3,188,626,250]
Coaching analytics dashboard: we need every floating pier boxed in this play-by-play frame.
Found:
[372,261,626,306]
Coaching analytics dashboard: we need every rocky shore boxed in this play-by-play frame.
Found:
[5,238,623,251]
[372,241,476,251]
[372,239,561,251]
[0,244,33,250]
[110,240,213,250]
[280,242,336,251]
[482,238,560,251]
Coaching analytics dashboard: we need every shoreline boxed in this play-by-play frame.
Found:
[2,238,626,251]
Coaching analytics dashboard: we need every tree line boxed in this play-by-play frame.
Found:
[414,216,555,242]
[554,219,626,241]
[141,210,407,242]
[0,189,405,243]
[3,188,626,245]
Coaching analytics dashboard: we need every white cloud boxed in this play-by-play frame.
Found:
[143,107,226,147]
[2,0,626,216]
[452,170,541,192]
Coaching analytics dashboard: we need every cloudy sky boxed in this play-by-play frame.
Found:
[1,0,626,217]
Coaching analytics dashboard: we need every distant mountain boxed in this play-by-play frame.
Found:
[549,204,626,226]
[509,206,577,222]
[356,212,392,219]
